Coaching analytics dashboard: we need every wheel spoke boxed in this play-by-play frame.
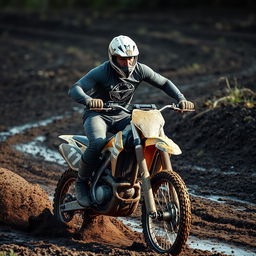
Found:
[150,181,178,249]
[142,171,191,254]
[54,170,84,232]
[159,183,169,208]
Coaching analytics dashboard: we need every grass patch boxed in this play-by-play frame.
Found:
[208,77,255,108]
[193,77,255,120]
[0,250,17,256]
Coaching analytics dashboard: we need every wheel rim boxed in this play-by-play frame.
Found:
[147,181,180,252]
[58,177,84,230]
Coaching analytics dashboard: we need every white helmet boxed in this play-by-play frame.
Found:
[108,35,139,77]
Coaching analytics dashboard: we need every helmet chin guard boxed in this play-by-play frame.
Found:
[108,35,139,77]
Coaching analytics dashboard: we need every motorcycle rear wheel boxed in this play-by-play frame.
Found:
[53,169,84,231]
[142,170,191,255]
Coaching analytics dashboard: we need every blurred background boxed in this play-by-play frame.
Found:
[0,0,256,10]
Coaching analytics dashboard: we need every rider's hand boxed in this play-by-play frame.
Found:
[178,100,194,110]
[88,98,104,109]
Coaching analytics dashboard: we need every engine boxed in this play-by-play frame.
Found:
[95,184,112,204]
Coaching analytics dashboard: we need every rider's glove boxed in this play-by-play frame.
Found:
[88,98,104,109]
[178,100,194,110]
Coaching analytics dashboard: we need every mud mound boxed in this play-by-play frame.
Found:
[80,215,144,247]
[28,208,71,237]
[0,168,52,229]
[28,206,144,247]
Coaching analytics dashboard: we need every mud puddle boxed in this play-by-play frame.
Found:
[0,115,64,142]
[190,191,256,208]
[185,165,244,176]
[118,217,256,256]
[2,217,255,256]
[13,135,66,166]
[0,107,83,142]
[188,185,256,208]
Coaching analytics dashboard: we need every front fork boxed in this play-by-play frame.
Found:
[132,124,178,218]
[131,123,157,217]
[159,128,180,209]
[135,144,157,216]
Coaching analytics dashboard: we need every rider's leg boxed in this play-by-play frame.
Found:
[76,114,108,207]
[110,112,131,134]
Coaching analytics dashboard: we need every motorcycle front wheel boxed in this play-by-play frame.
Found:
[142,170,191,255]
[53,169,84,231]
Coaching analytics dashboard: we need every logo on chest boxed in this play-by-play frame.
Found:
[109,82,135,102]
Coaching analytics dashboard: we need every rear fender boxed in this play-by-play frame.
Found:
[59,143,82,171]
[59,135,77,146]
[59,135,87,152]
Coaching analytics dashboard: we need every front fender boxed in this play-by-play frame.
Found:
[145,137,182,155]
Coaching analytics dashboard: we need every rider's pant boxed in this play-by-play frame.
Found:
[82,110,130,169]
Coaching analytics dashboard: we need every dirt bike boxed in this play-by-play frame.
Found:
[53,103,192,255]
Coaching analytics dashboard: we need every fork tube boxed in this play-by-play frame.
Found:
[136,145,157,216]
[159,146,179,206]
[131,123,157,216]
[159,128,173,171]
[159,128,178,205]
[160,151,173,171]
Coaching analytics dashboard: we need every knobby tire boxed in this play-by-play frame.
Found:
[142,170,191,255]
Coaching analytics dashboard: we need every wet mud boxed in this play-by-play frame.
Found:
[0,8,256,256]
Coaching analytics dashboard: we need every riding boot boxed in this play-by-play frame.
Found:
[75,158,94,208]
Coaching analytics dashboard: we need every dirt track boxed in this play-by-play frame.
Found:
[0,8,256,256]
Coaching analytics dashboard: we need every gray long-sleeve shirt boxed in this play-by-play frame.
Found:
[68,61,186,107]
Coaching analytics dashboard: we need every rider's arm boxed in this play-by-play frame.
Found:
[138,63,186,102]
[68,82,93,105]
[68,65,102,105]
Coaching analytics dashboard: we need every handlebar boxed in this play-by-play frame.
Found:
[90,103,195,113]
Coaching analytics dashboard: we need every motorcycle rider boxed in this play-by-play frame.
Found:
[68,35,194,207]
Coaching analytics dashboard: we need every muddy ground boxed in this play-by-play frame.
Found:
[0,8,256,256]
